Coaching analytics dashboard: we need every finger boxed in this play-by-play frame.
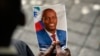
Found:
[56,41,62,54]
[52,41,56,46]
[44,41,56,56]
[56,41,61,50]
[64,48,71,56]
[48,41,56,51]
[38,51,44,56]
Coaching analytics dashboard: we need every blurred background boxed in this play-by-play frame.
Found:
[12,0,100,56]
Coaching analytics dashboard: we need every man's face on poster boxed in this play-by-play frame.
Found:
[42,9,57,31]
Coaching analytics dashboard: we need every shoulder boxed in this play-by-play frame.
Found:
[12,39,28,49]
[56,29,67,36]
[12,39,34,56]
[36,29,46,33]
[12,39,26,45]
[57,29,66,33]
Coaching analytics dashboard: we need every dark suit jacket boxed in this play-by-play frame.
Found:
[36,29,67,51]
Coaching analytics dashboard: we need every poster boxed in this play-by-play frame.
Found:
[33,4,68,52]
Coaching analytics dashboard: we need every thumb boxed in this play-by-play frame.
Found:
[44,41,56,56]
[56,41,62,53]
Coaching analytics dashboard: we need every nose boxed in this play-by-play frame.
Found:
[49,18,54,23]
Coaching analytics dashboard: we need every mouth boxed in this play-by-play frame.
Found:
[49,23,55,27]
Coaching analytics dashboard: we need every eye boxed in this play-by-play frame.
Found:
[52,16,57,19]
[44,17,49,20]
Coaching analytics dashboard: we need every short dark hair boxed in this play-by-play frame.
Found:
[41,8,56,20]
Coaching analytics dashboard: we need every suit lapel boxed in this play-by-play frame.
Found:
[57,30,60,41]
[42,29,52,45]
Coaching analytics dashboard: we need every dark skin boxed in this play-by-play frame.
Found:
[42,9,57,34]
[38,41,71,56]
[40,9,71,56]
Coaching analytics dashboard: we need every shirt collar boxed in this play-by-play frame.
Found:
[45,29,57,36]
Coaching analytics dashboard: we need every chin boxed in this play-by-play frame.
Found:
[49,29,56,31]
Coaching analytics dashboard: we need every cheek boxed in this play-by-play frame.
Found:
[43,21,49,26]
[54,19,57,23]
[43,19,50,23]
[43,20,48,23]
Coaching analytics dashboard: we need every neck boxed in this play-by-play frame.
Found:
[48,30,56,34]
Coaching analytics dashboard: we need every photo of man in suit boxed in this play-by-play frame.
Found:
[36,8,67,51]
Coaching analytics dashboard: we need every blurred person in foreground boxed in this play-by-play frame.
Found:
[0,0,71,56]
[0,0,33,56]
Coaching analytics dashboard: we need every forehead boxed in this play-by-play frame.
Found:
[42,9,56,16]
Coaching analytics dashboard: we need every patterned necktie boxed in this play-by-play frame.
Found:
[51,34,56,41]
